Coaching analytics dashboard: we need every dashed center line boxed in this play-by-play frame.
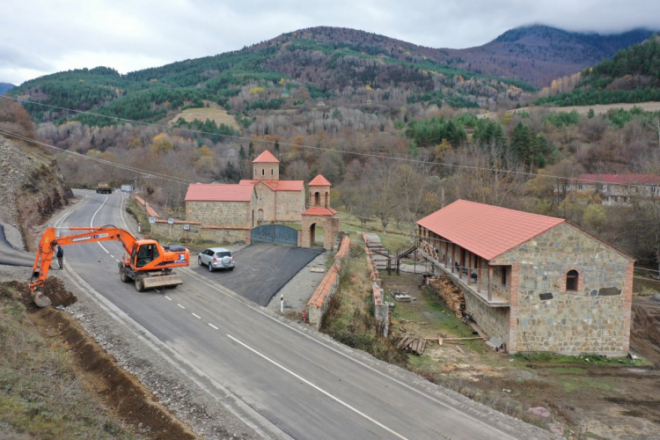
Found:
[177,303,186,309]
[165,296,172,301]
[192,313,201,319]
[208,323,219,330]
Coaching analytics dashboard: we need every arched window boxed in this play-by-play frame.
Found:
[314,191,320,205]
[566,270,579,291]
[262,168,265,176]
[270,168,274,176]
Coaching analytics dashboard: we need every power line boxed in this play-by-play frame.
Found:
[2,94,659,189]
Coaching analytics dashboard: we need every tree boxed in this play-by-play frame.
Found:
[248,141,254,159]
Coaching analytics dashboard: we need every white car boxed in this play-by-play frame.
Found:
[198,247,235,272]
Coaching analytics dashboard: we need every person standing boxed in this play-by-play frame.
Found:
[138,222,142,233]
[56,245,64,269]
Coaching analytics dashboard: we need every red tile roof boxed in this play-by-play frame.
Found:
[185,183,254,202]
[239,179,304,191]
[252,150,279,163]
[416,200,564,260]
[302,206,337,217]
[308,174,332,186]
[573,174,660,185]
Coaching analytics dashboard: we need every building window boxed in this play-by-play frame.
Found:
[254,168,257,176]
[501,268,507,286]
[566,270,579,291]
[262,169,265,176]
[270,169,274,176]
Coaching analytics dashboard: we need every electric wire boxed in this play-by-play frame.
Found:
[2,94,659,189]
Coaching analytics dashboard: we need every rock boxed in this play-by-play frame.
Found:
[527,406,552,423]
[548,423,564,436]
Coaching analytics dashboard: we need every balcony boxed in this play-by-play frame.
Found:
[419,242,509,308]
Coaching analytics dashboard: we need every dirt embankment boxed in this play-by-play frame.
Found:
[0,136,74,248]
[9,279,198,440]
[631,299,660,367]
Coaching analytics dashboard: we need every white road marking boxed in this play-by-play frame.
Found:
[165,296,172,301]
[177,303,186,309]
[192,313,201,319]
[155,289,161,293]
[89,195,113,255]
[208,323,219,330]
[181,267,517,440]
[227,334,408,440]
[110,255,114,259]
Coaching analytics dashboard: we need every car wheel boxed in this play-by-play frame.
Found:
[229,267,234,271]
[135,278,145,292]
[198,256,203,266]
[208,263,214,273]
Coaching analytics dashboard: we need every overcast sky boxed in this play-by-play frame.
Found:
[2,0,659,85]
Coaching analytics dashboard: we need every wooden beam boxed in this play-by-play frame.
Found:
[478,257,482,293]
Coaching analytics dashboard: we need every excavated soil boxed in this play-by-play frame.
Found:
[12,280,198,440]
[631,300,660,367]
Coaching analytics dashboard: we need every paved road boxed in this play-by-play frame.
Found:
[0,224,33,267]
[6,190,553,440]
[194,245,324,306]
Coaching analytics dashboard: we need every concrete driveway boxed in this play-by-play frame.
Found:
[191,244,324,306]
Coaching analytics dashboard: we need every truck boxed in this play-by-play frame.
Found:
[96,182,112,194]
[29,226,190,307]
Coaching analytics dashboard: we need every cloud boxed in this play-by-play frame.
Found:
[1,0,659,84]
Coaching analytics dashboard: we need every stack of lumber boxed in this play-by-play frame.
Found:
[397,336,426,355]
[428,276,465,318]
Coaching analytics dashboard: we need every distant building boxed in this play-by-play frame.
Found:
[566,174,660,206]
[316,101,326,107]
[417,200,634,356]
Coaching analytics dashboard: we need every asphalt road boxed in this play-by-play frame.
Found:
[194,245,324,306]
[5,190,553,440]
[0,224,34,267]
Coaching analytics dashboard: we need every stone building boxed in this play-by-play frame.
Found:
[184,183,256,243]
[239,150,305,223]
[301,174,340,250]
[417,200,635,356]
[565,174,660,206]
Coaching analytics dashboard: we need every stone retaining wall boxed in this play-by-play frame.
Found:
[306,235,350,329]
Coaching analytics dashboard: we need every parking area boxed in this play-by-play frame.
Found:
[191,244,324,306]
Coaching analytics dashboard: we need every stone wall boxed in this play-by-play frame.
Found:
[464,294,510,346]
[186,199,253,228]
[491,222,634,355]
[253,184,305,223]
[150,221,250,245]
[306,235,350,329]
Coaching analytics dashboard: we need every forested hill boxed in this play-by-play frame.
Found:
[10,28,538,127]
[444,26,654,87]
[0,83,14,94]
[535,35,660,106]
[10,25,653,127]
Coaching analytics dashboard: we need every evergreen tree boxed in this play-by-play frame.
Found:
[248,141,254,159]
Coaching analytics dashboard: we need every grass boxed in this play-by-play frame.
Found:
[169,106,240,129]
[337,212,413,252]
[512,351,650,367]
[0,283,140,439]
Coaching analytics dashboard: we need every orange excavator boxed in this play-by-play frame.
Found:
[30,226,190,307]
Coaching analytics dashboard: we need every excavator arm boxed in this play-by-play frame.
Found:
[29,226,189,307]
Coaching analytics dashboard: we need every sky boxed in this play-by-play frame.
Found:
[2,0,659,85]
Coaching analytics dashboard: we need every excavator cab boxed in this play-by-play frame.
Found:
[134,244,160,268]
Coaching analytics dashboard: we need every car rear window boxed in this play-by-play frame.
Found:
[215,252,231,257]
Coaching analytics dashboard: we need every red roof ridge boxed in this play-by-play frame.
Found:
[417,200,564,260]
[309,174,332,186]
[253,150,279,163]
[185,183,254,202]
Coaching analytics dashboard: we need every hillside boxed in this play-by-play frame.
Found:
[0,82,14,94]
[534,35,660,106]
[10,28,538,127]
[443,26,655,87]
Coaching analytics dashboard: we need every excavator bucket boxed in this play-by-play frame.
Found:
[31,288,52,308]
[142,273,183,289]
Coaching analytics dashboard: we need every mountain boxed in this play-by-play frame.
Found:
[534,35,660,106]
[440,25,655,87]
[0,83,15,94]
[10,28,537,126]
[9,25,653,126]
